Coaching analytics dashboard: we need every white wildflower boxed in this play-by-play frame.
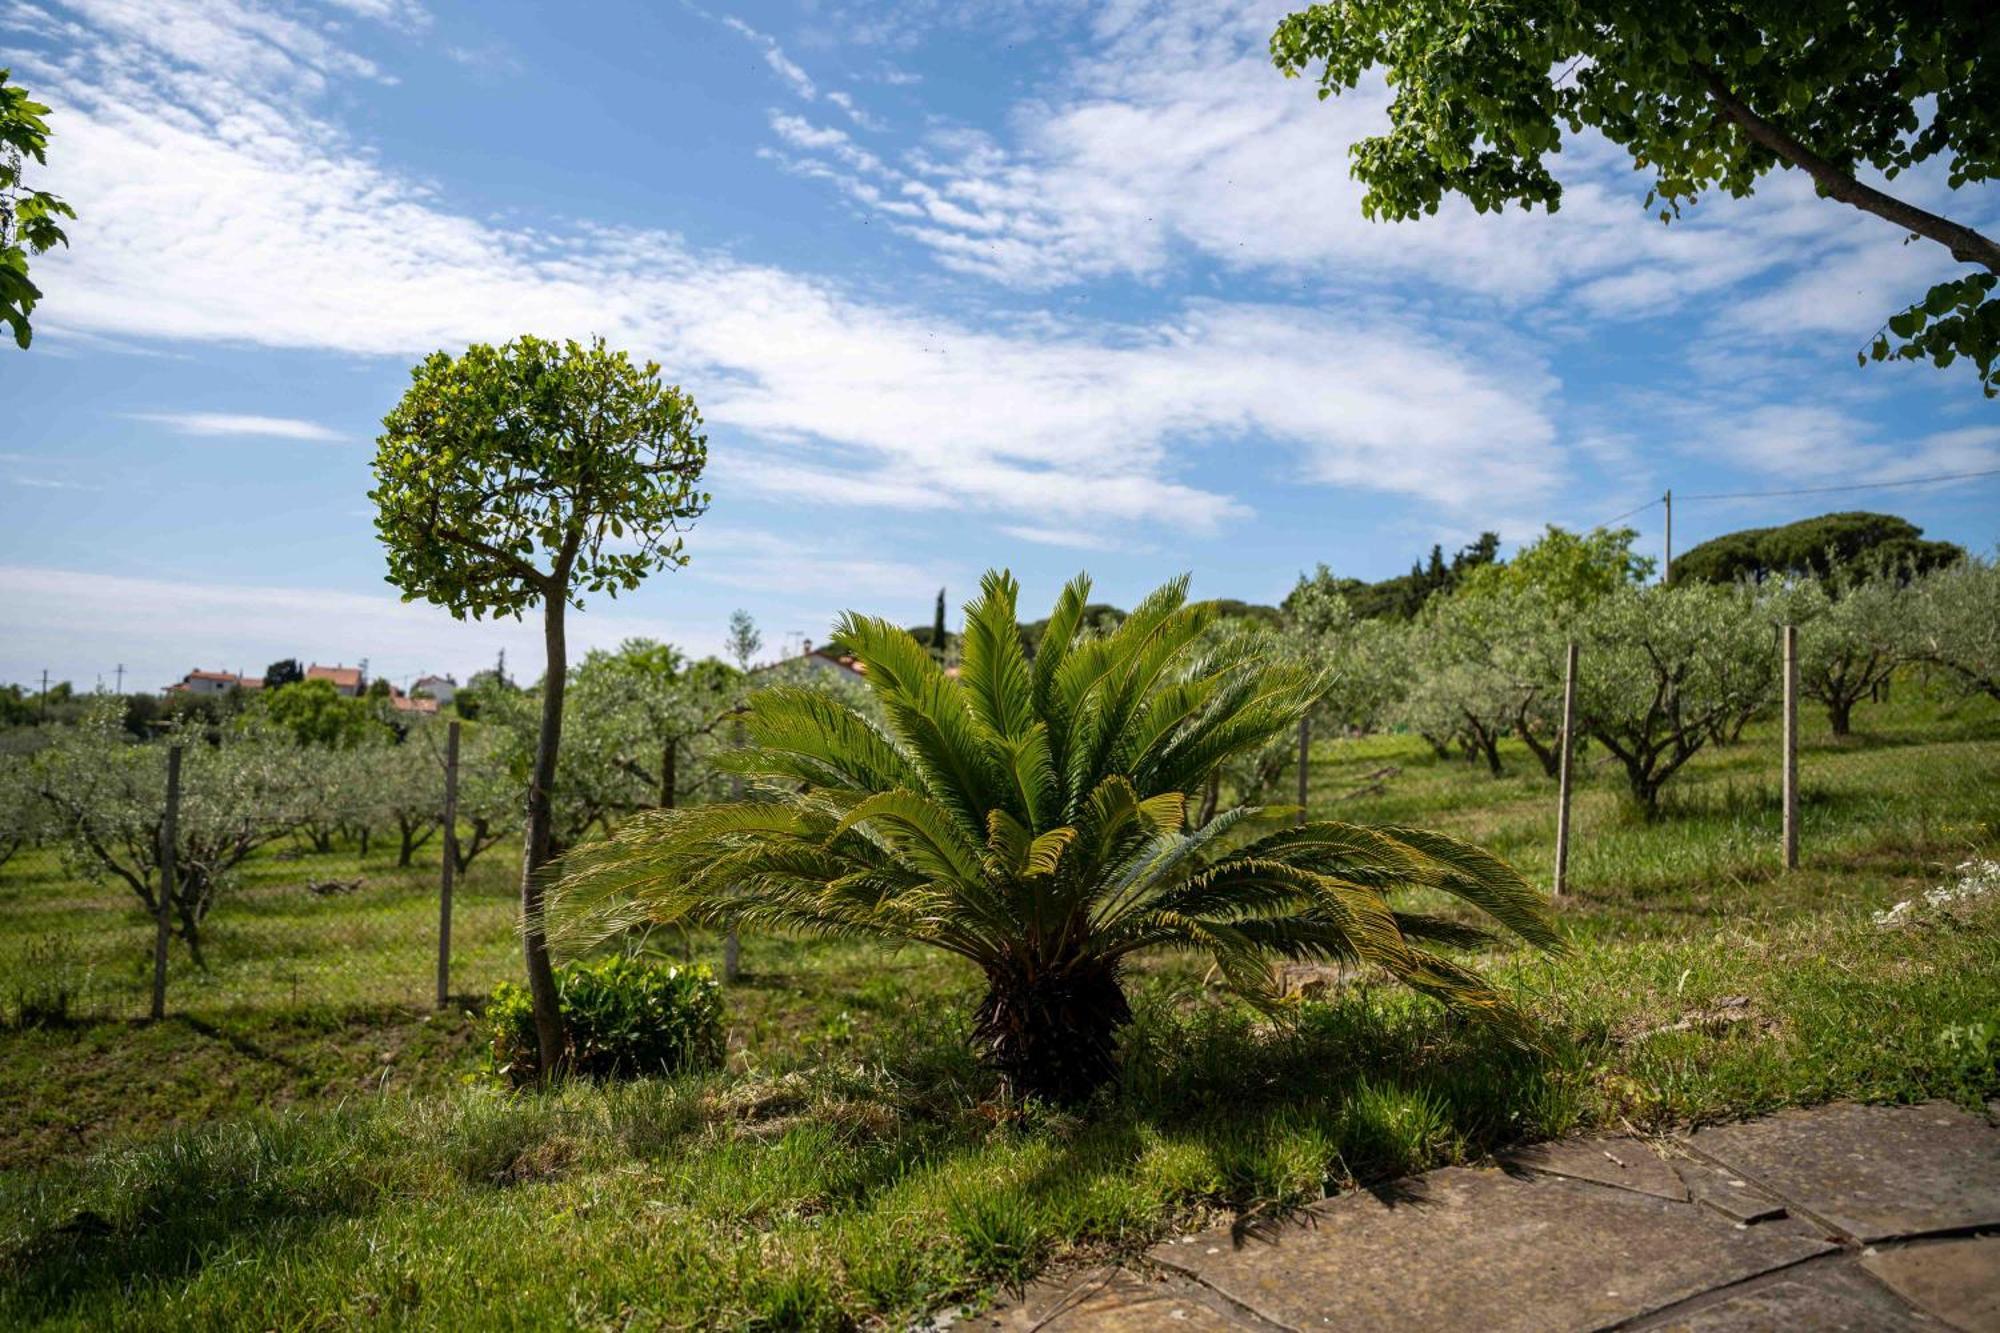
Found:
[1873,859,2000,928]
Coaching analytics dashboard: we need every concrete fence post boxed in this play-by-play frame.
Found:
[150,743,183,1020]
[1782,624,1799,871]
[1554,640,1579,899]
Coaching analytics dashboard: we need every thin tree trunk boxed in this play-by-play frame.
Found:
[520,591,569,1078]
[660,737,676,809]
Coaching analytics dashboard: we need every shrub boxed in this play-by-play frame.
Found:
[488,955,724,1085]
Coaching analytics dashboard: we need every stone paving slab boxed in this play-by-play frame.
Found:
[1499,1136,1689,1202]
[961,1267,1261,1332]
[1689,1101,2000,1243]
[1672,1155,1790,1226]
[1150,1166,1831,1332]
[973,1103,2000,1331]
[1862,1237,2000,1331]
[1633,1260,1939,1331]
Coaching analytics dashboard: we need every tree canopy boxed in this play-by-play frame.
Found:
[1670,511,1963,586]
[371,335,709,621]
[1459,525,1653,609]
[1271,3,2000,393]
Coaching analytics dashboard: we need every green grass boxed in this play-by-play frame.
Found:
[2,682,1996,1328]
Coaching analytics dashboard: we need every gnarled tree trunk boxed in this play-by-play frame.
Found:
[972,955,1131,1105]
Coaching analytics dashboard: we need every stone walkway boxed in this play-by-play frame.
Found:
[964,1101,2000,1331]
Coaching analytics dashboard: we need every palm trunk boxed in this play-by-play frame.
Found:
[972,956,1130,1105]
[519,592,569,1079]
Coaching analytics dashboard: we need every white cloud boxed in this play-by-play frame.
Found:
[127,412,347,442]
[825,90,884,132]
[722,16,817,101]
[1678,407,2000,490]
[694,525,959,600]
[18,3,1563,526]
[772,0,1994,338]
[40,0,401,93]
[998,524,1122,551]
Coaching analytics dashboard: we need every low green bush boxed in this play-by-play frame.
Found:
[488,955,724,1085]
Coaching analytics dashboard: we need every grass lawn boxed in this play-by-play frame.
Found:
[2,684,1996,1328]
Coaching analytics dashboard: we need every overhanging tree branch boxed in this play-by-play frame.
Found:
[1699,67,2000,274]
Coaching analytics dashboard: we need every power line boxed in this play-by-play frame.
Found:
[1591,497,1662,529]
[1585,464,1998,532]
[1678,466,2000,502]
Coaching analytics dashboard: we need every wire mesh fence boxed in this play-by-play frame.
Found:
[3,598,1996,1029]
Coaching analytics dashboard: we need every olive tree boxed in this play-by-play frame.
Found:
[0,761,46,868]
[33,700,301,964]
[361,729,451,867]
[370,335,709,1072]
[1784,577,1908,736]
[566,640,741,818]
[1575,584,1774,813]
[1910,557,2000,704]
[1396,618,1515,775]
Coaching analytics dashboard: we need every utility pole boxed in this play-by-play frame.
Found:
[39,668,48,720]
[115,663,125,694]
[1662,489,1673,584]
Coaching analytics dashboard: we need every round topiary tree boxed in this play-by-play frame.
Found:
[371,335,708,1076]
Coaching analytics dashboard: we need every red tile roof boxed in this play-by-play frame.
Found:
[307,664,363,689]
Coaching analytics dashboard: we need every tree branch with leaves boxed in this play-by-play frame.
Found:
[1272,2,2000,393]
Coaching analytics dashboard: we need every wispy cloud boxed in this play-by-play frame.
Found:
[17,4,1564,526]
[998,524,1122,552]
[767,0,1973,341]
[722,16,817,101]
[127,412,347,442]
[12,476,100,490]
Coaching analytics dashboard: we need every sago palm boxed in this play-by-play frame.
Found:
[552,571,1560,1103]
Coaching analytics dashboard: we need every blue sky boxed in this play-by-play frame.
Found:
[2,0,1996,695]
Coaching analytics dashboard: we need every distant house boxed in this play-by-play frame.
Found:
[166,669,263,696]
[754,641,957,683]
[411,673,457,707]
[307,663,364,697]
[757,641,869,683]
[388,689,439,716]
